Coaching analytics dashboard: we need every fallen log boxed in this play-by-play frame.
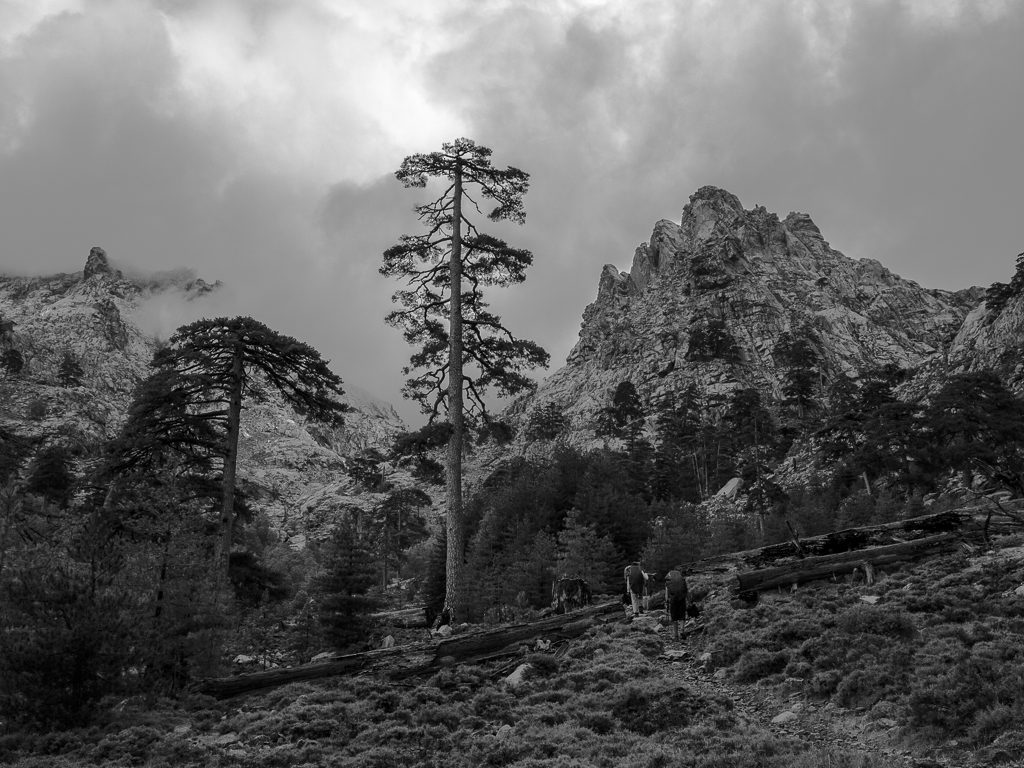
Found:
[370,604,429,629]
[192,600,623,699]
[732,532,963,594]
[428,600,620,665]
[688,510,971,576]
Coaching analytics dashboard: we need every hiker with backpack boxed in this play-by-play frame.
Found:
[624,561,647,617]
[665,566,688,641]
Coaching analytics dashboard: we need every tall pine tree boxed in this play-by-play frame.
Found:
[382,138,549,624]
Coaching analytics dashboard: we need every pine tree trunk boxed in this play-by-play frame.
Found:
[218,341,244,577]
[444,161,465,625]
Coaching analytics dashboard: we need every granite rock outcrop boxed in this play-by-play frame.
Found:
[509,186,980,445]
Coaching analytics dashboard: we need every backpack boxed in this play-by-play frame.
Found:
[666,569,687,599]
[627,564,645,592]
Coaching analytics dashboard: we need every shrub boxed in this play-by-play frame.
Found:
[732,649,790,683]
[835,606,916,640]
[524,653,560,677]
[25,399,47,421]
[57,352,84,387]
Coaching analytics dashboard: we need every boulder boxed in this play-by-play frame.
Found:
[504,663,532,690]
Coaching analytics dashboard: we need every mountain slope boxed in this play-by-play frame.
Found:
[510,186,979,444]
[0,247,409,543]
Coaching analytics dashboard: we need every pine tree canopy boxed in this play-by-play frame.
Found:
[381,138,549,422]
[163,316,348,425]
[112,315,348,574]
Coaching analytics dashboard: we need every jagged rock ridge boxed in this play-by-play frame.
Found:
[510,186,980,443]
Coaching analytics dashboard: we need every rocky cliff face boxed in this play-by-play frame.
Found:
[510,186,980,443]
[0,249,409,545]
[945,291,1024,392]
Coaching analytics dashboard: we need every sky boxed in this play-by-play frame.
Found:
[1,0,1022,425]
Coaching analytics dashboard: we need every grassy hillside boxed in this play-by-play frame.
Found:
[3,531,1023,767]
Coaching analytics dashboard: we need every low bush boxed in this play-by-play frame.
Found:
[835,605,916,639]
[732,648,790,683]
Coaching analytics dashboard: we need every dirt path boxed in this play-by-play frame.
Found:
[655,638,954,768]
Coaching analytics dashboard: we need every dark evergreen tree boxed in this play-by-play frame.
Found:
[723,387,781,520]
[0,507,143,728]
[686,318,740,361]
[774,330,820,422]
[0,480,29,576]
[816,365,907,467]
[368,488,431,587]
[390,423,451,486]
[149,317,348,575]
[850,401,931,496]
[525,401,569,441]
[108,366,224,478]
[1,348,24,376]
[928,371,1024,495]
[57,351,84,387]
[651,387,703,503]
[641,502,708,574]
[381,138,549,623]
[595,382,652,498]
[724,387,775,455]
[596,381,646,443]
[0,426,35,483]
[316,520,380,651]
[824,373,858,418]
[421,527,447,626]
[572,452,651,562]
[555,508,617,592]
[26,445,75,508]
[858,364,906,410]
[346,448,391,492]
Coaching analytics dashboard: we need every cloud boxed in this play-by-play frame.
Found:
[0,0,1021,424]
[155,0,468,184]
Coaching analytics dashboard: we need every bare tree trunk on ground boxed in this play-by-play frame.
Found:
[193,600,623,699]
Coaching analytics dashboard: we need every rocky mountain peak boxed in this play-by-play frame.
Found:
[680,185,747,241]
[511,186,982,447]
[83,246,119,280]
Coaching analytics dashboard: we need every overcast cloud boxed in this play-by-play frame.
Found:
[1,0,1021,424]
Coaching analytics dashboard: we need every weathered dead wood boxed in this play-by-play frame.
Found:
[688,510,971,577]
[732,532,963,594]
[434,602,619,657]
[192,601,622,699]
[370,605,429,629]
[191,644,432,699]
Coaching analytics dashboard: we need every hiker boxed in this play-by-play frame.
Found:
[664,566,688,641]
[624,561,647,617]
